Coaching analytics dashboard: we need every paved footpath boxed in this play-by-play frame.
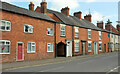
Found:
[1,52,120,73]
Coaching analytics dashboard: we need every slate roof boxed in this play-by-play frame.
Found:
[47,9,101,31]
[0,1,55,22]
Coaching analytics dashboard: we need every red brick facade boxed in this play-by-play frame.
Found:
[1,11,55,63]
[1,1,119,63]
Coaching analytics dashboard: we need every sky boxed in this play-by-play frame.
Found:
[1,0,120,28]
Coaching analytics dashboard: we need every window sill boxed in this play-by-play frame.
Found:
[47,34,53,36]
[88,50,92,52]
[75,37,79,39]
[74,51,80,53]
[0,30,11,32]
[24,32,33,34]
[99,50,102,51]
[47,51,54,53]
[60,35,66,37]
[27,52,36,53]
[88,38,91,39]
[0,53,10,54]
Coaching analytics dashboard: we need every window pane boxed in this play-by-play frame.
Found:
[75,28,78,32]
[28,43,31,52]
[32,46,35,52]
[1,21,5,30]
[25,25,29,32]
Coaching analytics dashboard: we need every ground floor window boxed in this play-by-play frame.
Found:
[75,41,79,52]
[47,43,53,52]
[0,40,10,54]
[27,42,36,53]
[99,43,102,51]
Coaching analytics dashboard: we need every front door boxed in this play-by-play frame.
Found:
[17,43,24,61]
[66,40,72,57]
[104,44,106,53]
[81,42,86,55]
[94,42,97,54]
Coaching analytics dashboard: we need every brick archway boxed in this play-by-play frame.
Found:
[57,42,66,57]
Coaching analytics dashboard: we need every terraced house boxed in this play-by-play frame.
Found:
[0,1,119,63]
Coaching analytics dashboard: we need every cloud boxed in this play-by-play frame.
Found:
[48,0,79,11]
[86,0,96,2]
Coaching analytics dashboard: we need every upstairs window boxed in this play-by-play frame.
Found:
[60,24,66,37]
[75,27,79,38]
[88,29,91,39]
[99,31,101,40]
[0,20,11,31]
[0,40,10,54]
[47,43,53,52]
[27,42,36,53]
[24,24,33,33]
[74,41,79,52]
[47,28,53,36]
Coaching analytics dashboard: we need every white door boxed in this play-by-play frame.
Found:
[66,40,72,57]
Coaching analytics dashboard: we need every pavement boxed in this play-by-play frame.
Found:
[1,51,120,73]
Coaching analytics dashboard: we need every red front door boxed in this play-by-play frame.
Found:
[17,43,23,61]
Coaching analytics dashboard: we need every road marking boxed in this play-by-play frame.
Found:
[106,66,120,74]
[39,66,64,72]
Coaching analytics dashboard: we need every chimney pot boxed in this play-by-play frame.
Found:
[74,11,82,20]
[61,7,69,16]
[29,2,34,11]
[97,21,104,29]
[84,14,92,22]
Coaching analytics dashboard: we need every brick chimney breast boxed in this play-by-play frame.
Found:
[29,2,34,11]
[41,0,47,13]
[61,7,69,16]
[84,14,92,22]
[97,21,104,29]
[74,11,82,20]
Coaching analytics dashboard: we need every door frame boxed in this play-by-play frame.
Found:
[16,42,24,61]
[94,42,98,54]
[66,39,72,57]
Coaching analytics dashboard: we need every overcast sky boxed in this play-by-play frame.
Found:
[1,0,119,28]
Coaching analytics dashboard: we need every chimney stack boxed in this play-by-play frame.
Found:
[61,7,69,16]
[97,21,104,29]
[84,14,92,22]
[41,0,47,14]
[29,2,34,11]
[74,11,82,20]
[116,24,120,32]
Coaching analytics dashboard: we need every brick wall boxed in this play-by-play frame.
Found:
[1,11,55,63]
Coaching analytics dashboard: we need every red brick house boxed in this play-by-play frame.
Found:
[0,1,118,63]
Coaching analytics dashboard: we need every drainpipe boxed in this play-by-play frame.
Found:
[54,23,57,58]
[72,26,74,56]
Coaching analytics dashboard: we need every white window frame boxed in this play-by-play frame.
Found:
[0,20,11,31]
[27,42,36,53]
[47,43,53,52]
[99,42,102,51]
[47,28,53,36]
[74,27,79,38]
[0,40,10,54]
[74,40,79,52]
[88,29,91,39]
[99,31,101,40]
[88,41,92,52]
[24,24,33,33]
[60,24,66,37]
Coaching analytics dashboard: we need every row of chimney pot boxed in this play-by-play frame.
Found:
[29,1,120,32]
